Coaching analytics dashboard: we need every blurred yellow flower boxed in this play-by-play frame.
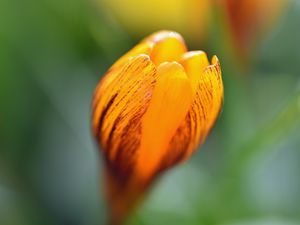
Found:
[92,31,223,225]
[97,0,287,64]
[99,0,211,45]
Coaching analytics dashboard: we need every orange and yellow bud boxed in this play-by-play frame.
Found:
[92,31,223,225]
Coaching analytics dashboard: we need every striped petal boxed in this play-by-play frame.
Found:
[110,42,153,71]
[92,54,158,223]
[180,56,224,159]
[92,54,156,164]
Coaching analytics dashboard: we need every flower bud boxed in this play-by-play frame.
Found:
[92,31,223,225]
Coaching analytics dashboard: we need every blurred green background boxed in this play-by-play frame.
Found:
[1,0,300,225]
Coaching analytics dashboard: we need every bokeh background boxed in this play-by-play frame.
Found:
[1,0,300,225]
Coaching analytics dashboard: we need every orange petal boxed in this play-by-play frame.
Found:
[137,61,193,180]
[142,30,185,44]
[92,55,158,225]
[92,42,154,110]
[110,41,153,71]
[179,51,210,93]
[184,56,224,158]
[145,31,187,66]
[92,54,156,162]
[204,56,224,132]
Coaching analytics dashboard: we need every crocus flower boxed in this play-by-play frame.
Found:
[92,31,223,225]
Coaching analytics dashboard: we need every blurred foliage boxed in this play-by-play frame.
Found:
[1,0,300,225]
